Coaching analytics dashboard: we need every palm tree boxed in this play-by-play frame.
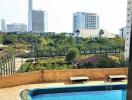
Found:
[99,29,104,39]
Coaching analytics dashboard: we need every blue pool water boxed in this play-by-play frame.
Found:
[32,90,126,100]
[21,85,127,100]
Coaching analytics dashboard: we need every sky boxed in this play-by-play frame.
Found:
[0,0,127,34]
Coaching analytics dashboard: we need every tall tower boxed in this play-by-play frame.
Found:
[32,10,47,33]
[28,0,33,32]
[1,19,6,33]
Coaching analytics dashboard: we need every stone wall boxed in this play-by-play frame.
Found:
[0,68,128,88]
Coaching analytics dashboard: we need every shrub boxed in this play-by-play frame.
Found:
[95,55,119,68]
[65,48,79,63]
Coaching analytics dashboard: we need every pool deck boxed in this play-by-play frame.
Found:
[0,81,127,100]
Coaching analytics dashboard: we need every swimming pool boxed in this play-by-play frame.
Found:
[21,85,127,100]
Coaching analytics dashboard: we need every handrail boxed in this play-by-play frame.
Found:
[104,78,112,91]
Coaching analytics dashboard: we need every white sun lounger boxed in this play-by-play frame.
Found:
[107,75,127,82]
[70,76,90,83]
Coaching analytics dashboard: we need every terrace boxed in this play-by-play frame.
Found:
[0,0,132,99]
[0,33,129,100]
[0,81,127,100]
[0,68,128,100]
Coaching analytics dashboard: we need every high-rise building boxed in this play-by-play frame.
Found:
[7,23,27,33]
[28,0,33,32]
[1,19,6,33]
[28,0,48,33]
[73,12,99,32]
[125,0,132,60]
[119,27,127,39]
[32,10,47,33]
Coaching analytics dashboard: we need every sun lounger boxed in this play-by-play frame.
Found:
[107,75,127,82]
[70,76,90,83]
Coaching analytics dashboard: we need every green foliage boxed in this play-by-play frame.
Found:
[0,34,3,44]
[1,33,125,73]
[83,62,95,68]
[95,56,119,68]
[65,48,79,62]
[110,38,124,49]
[76,54,125,69]
[18,57,74,73]
[3,33,18,44]
[4,45,15,54]
[18,54,126,73]
[3,33,39,45]
[0,33,125,58]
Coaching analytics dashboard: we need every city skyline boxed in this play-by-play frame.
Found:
[0,0,127,33]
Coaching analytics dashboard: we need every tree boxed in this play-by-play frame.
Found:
[0,34,3,44]
[109,37,125,51]
[99,29,104,38]
[3,34,17,44]
[96,56,119,68]
[65,48,79,63]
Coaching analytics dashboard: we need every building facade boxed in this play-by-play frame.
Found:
[79,29,115,39]
[28,0,48,33]
[119,27,127,39]
[125,0,132,60]
[1,19,6,33]
[28,0,33,32]
[32,10,47,33]
[73,12,99,32]
[7,23,27,33]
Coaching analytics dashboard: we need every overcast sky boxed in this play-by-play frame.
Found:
[0,0,127,34]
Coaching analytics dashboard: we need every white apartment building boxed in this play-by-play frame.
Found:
[1,19,6,33]
[125,0,132,60]
[73,12,99,32]
[119,27,127,39]
[7,23,27,32]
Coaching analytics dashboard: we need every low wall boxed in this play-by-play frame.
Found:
[0,68,128,88]
[0,71,41,88]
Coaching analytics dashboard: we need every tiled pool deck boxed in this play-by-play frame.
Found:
[0,81,127,100]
